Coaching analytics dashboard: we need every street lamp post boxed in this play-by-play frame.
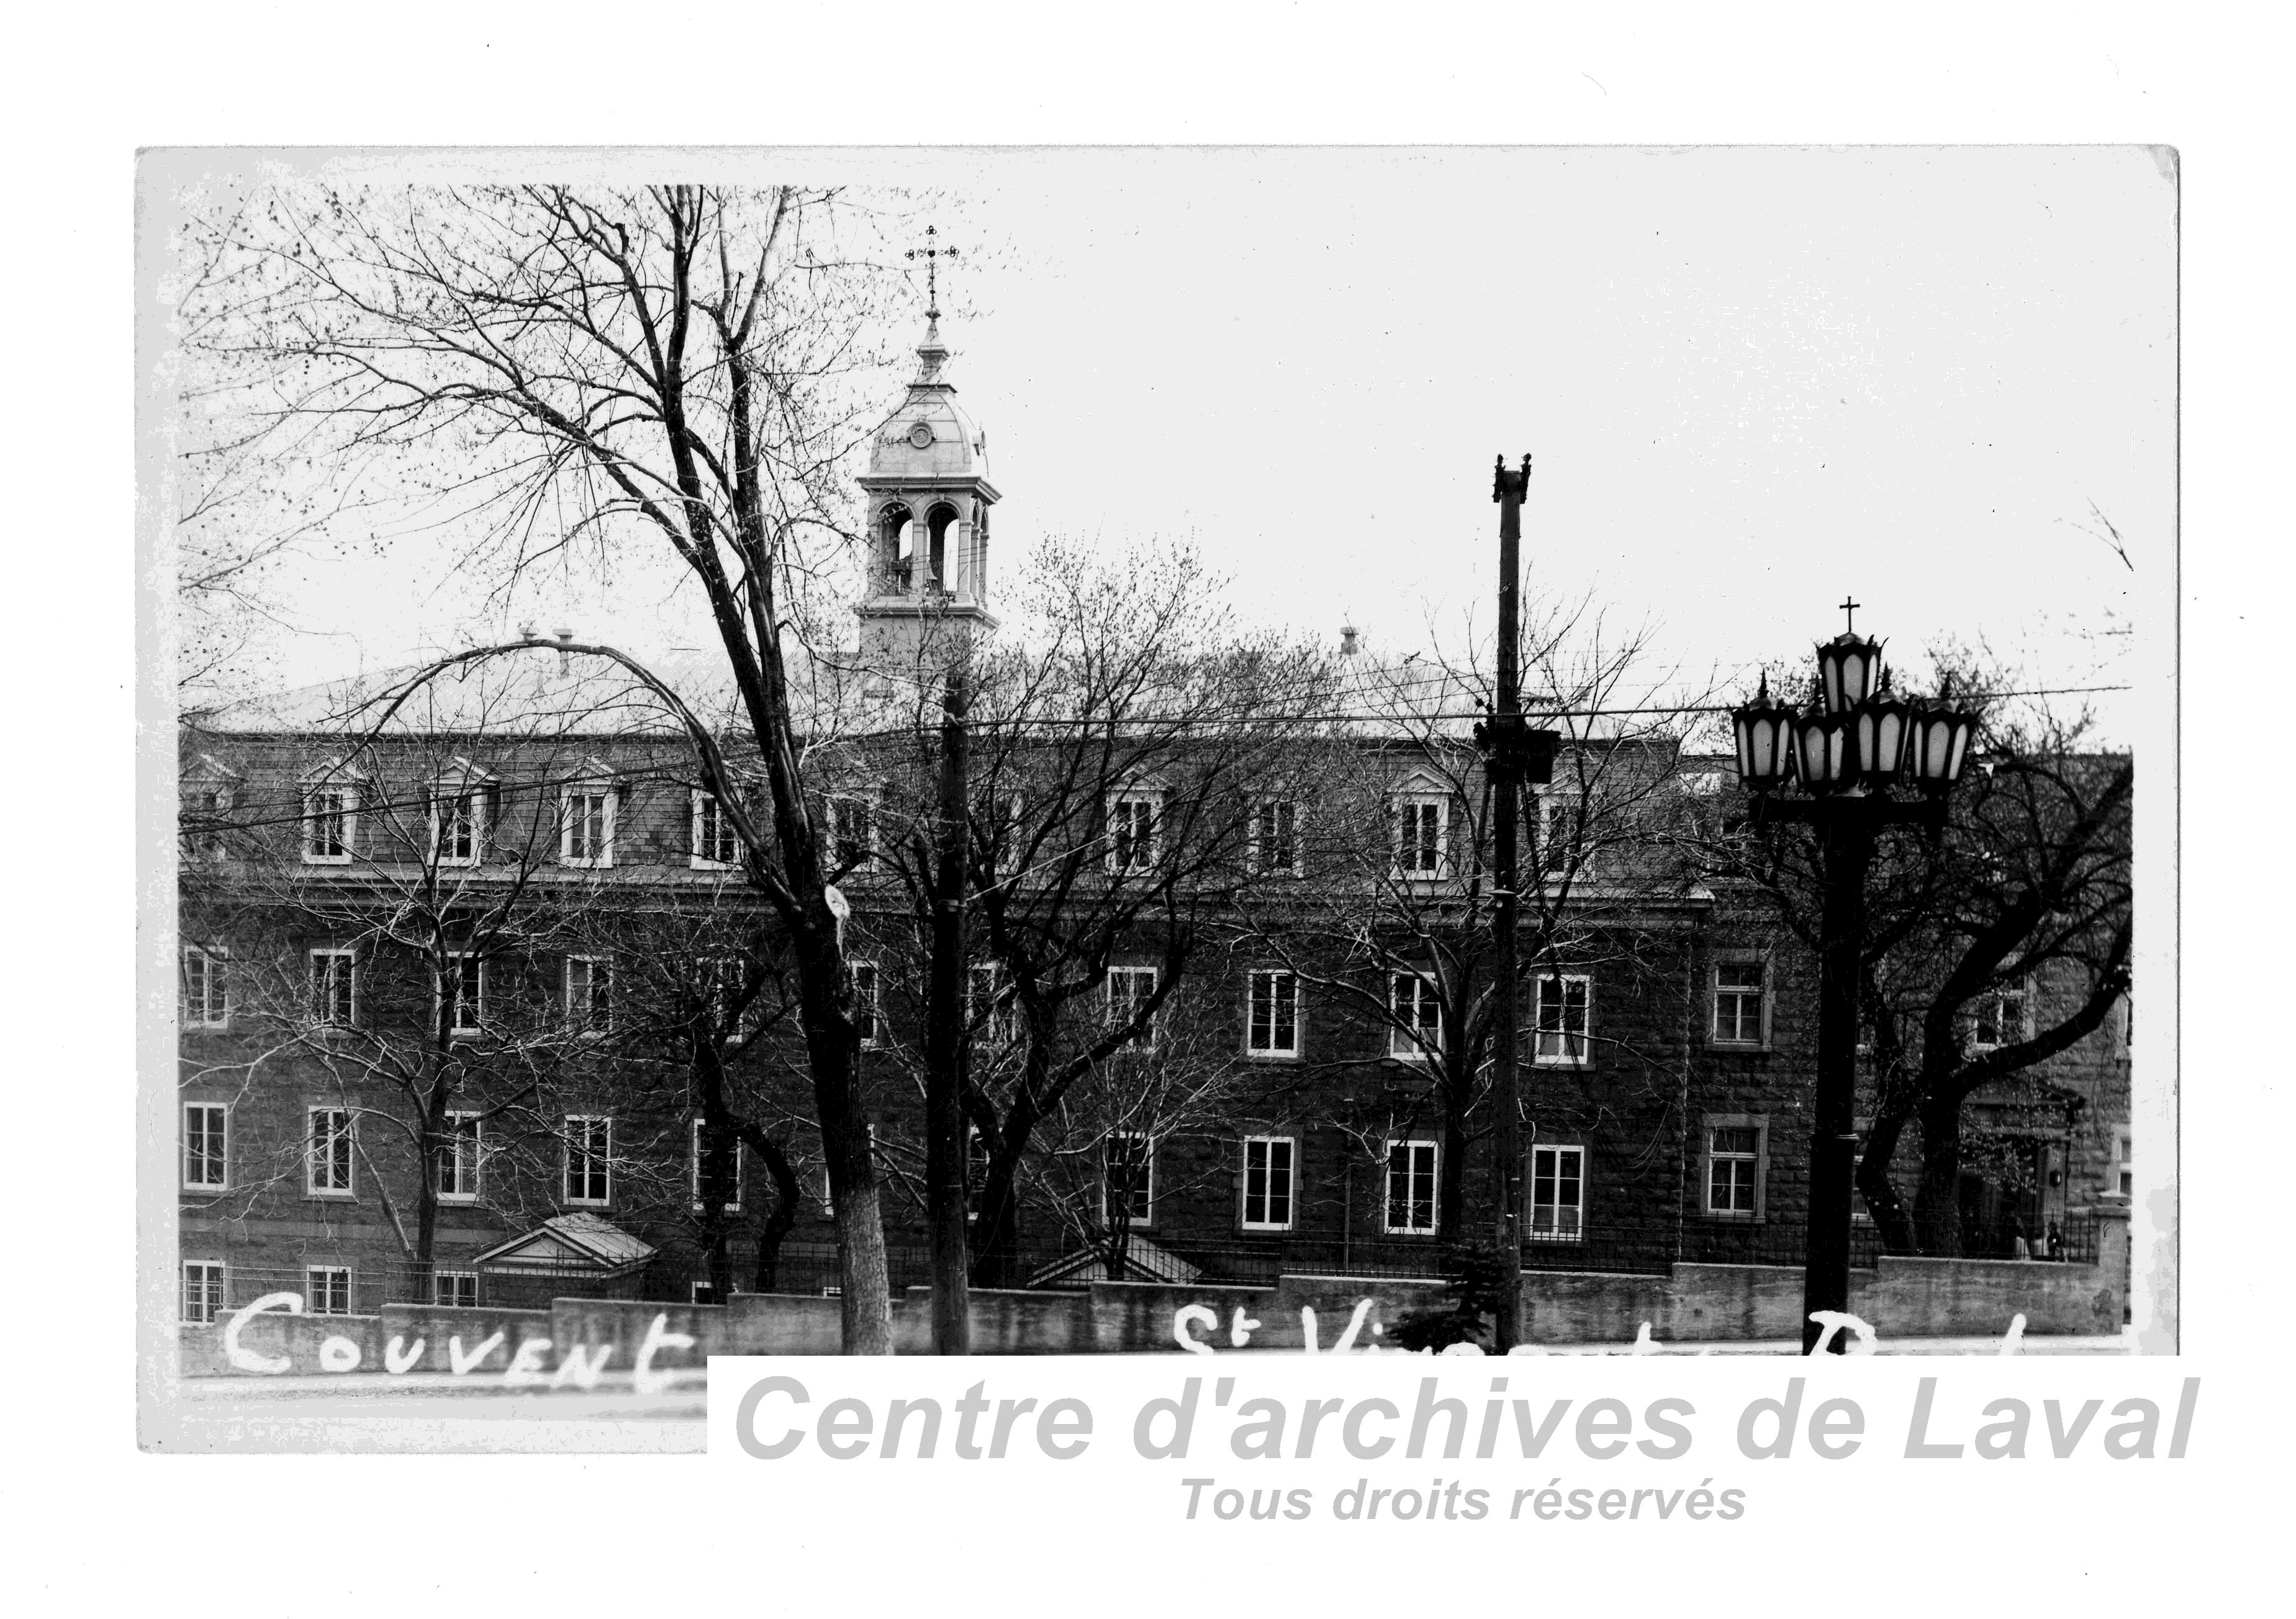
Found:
[1730,604,1979,1354]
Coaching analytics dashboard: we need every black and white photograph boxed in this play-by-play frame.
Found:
[143,145,2168,1449]
[29,13,2283,1609]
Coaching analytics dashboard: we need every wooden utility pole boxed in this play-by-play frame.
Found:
[1486,453,1532,1352]
[924,661,974,1353]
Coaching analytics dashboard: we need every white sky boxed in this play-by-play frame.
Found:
[240,147,2173,742]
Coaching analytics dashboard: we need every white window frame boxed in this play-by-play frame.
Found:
[428,774,487,868]
[852,960,882,1050]
[1710,954,1770,1048]
[433,1271,478,1309]
[441,952,486,1038]
[1249,796,1302,877]
[564,954,613,1035]
[692,788,741,868]
[301,771,359,864]
[1702,1114,1769,1222]
[435,1111,482,1204]
[1241,1135,1296,1231]
[692,1280,724,1305]
[181,1260,227,1324]
[1389,972,1441,1061]
[559,779,617,868]
[305,1265,353,1316]
[1533,973,1593,1067]
[183,1102,228,1192]
[1535,784,1591,861]
[828,794,879,872]
[1247,968,1301,1058]
[1972,981,2034,1051]
[309,948,358,1029]
[690,1117,743,1213]
[562,1114,613,1207]
[1392,791,1450,880]
[2116,1130,2135,1199]
[181,944,229,1030]
[1102,1131,1155,1228]
[1106,965,1159,1048]
[1528,1143,1586,1242]
[1384,1138,1440,1235]
[305,1106,355,1198]
[1105,788,1164,875]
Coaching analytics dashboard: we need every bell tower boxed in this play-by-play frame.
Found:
[857,230,1000,678]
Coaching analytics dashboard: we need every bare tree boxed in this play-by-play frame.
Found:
[877,540,1333,1287]
[1226,605,1707,1245]
[178,183,916,1349]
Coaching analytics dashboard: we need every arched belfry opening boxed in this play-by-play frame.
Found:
[855,304,1001,673]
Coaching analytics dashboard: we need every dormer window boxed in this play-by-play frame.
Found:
[1392,782,1450,879]
[1106,787,1163,874]
[560,768,616,868]
[300,760,363,864]
[1249,797,1301,877]
[428,762,494,867]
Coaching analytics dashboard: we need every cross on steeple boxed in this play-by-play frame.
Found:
[1840,596,1861,635]
[906,225,959,317]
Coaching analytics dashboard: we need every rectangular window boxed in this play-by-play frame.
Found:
[1250,797,1299,876]
[2117,1131,2135,1199]
[305,1266,353,1315]
[1106,792,1160,873]
[690,1118,743,1213]
[1106,966,1159,1047]
[1394,796,1447,878]
[1247,969,1299,1057]
[829,796,876,871]
[1529,1144,1584,1241]
[692,1281,723,1305]
[565,955,613,1033]
[432,787,481,866]
[435,1112,481,1202]
[433,1271,477,1309]
[970,964,1016,1047]
[309,949,357,1028]
[561,784,615,866]
[181,945,229,1029]
[183,1103,228,1191]
[1385,1139,1439,1234]
[563,1115,612,1206]
[1241,1136,1296,1231]
[1704,1118,1768,1220]
[1390,972,1440,1060]
[1103,1132,1154,1227]
[306,1107,353,1197]
[302,784,355,863]
[1537,788,1590,861]
[693,789,741,867]
[1712,958,1767,1046]
[852,961,881,1049]
[444,953,485,1036]
[1534,974,1593,1066]
[182,1261,226,1324]
[1973,984,2032,1050]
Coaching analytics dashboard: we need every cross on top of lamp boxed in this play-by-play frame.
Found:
[1732,599,1980,800]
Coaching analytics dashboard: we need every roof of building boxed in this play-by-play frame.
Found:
[470,1212,658,1275]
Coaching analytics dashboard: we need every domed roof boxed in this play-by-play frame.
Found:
[864,316,993,489]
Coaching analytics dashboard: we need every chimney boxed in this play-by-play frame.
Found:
[556,627,574,674]
[1339,623,1360,656]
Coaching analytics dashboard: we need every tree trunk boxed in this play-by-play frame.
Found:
[747,1131,802,1294]
[1914,1094,1966,1257]
[970,1140,1026,1289]
[1437,1071,1471,1241]
[795,917,892,1354]
[1855,1102,1921,1255]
